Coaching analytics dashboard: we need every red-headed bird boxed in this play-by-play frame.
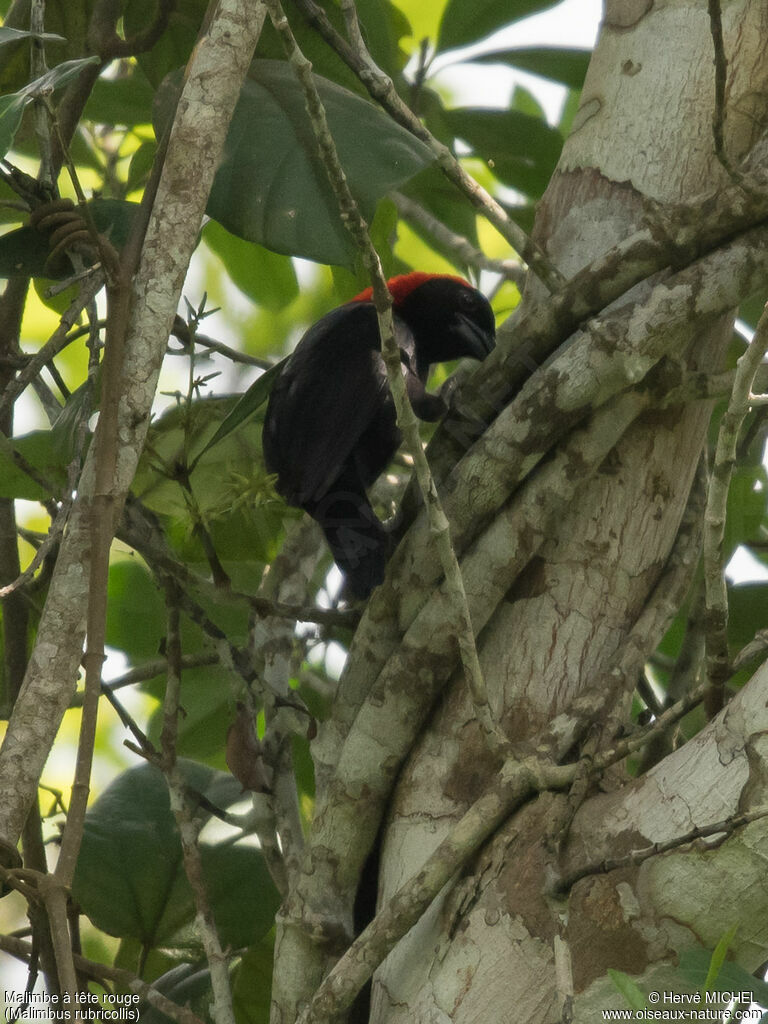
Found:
[262,273,496,598]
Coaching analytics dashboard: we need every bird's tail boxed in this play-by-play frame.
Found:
[308,484,391,600]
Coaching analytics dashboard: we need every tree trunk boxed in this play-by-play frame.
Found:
[371,2,768,1020]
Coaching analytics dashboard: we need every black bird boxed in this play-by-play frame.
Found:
[262,272,496,598]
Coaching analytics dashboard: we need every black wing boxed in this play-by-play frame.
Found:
[263,303,392,505]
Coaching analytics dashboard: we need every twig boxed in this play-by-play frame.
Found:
[70,652,219,706]
[265,0,509,759]
[160,584,237,1024]
[554,805,768,894]
[0,271,103,420]
[733,627,768,671]
[291,0,564,292]
[0,510,66,598]
[254,519,324,890]
[392,191,526,287]
[703,300,768,715]
[171,316,273,369]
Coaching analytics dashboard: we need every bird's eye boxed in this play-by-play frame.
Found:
[458,289,476,310]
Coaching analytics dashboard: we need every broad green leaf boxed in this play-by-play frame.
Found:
[106,560,166,662]
[154,60,433,267]
[727,583,768,653]
[443,107,562,198]
[0,430,67,500]
[83,67,155,127]
[124,0,207,87]
[679,948,768,1006]
[0,0,90,94]
[203,220,299,311]
[0,27,66,45]
[73,761,278,947]
[470,46,592,90]
[201,844,281,948]
[187,362,287,470]
[232,940,275,1024]
[724,467,767,558]
[400,164,480,270]
[0,56,99,159]
[146,669,234,768]
[127,139,156,193]
[438,0,559,52]
[704,925,739,993]
[608,970,647,1011]
[739,291,768,332]
[256,0,409,97]
[0,198,139,278]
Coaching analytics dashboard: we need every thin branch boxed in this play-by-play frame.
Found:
[70,652,219,706]
[703,300,768,715]
[0,272,104,420]
[160,585,237,1024]
[291,0,564,292]
[171,316,273,369]
[554,805,768,894]
[392,191,526,287]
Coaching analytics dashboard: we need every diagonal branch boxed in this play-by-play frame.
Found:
[292,0,564,291]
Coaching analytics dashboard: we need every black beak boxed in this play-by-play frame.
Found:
[455,312,496,361]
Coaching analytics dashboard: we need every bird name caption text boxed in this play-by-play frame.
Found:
[4,991,140,1021]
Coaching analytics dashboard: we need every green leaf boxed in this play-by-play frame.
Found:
[146,670,233,767]
[469,46,592,90]
[203,220,299,311]
[106,560,165,662]
[232,939,274,1024]
[0,430,66,500]
[83,68,155,126]
[724,467,767,558]
[124,0,207,87]
[679,948,768,1006]
[727,583,768,654]
[438,0,559,52]
[704,925,739,993]
[0,56,99,159]
[608,969,647,1011]
[0,199,139,278]
[73,761,278,948]
[443,107,562,198]
[188,361,287,470]
[0,27,66,46]
[201,844,281,948]
[155,60,433,267]
[399,164,479,269]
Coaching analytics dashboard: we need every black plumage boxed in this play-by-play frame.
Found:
[262,273,496,598]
